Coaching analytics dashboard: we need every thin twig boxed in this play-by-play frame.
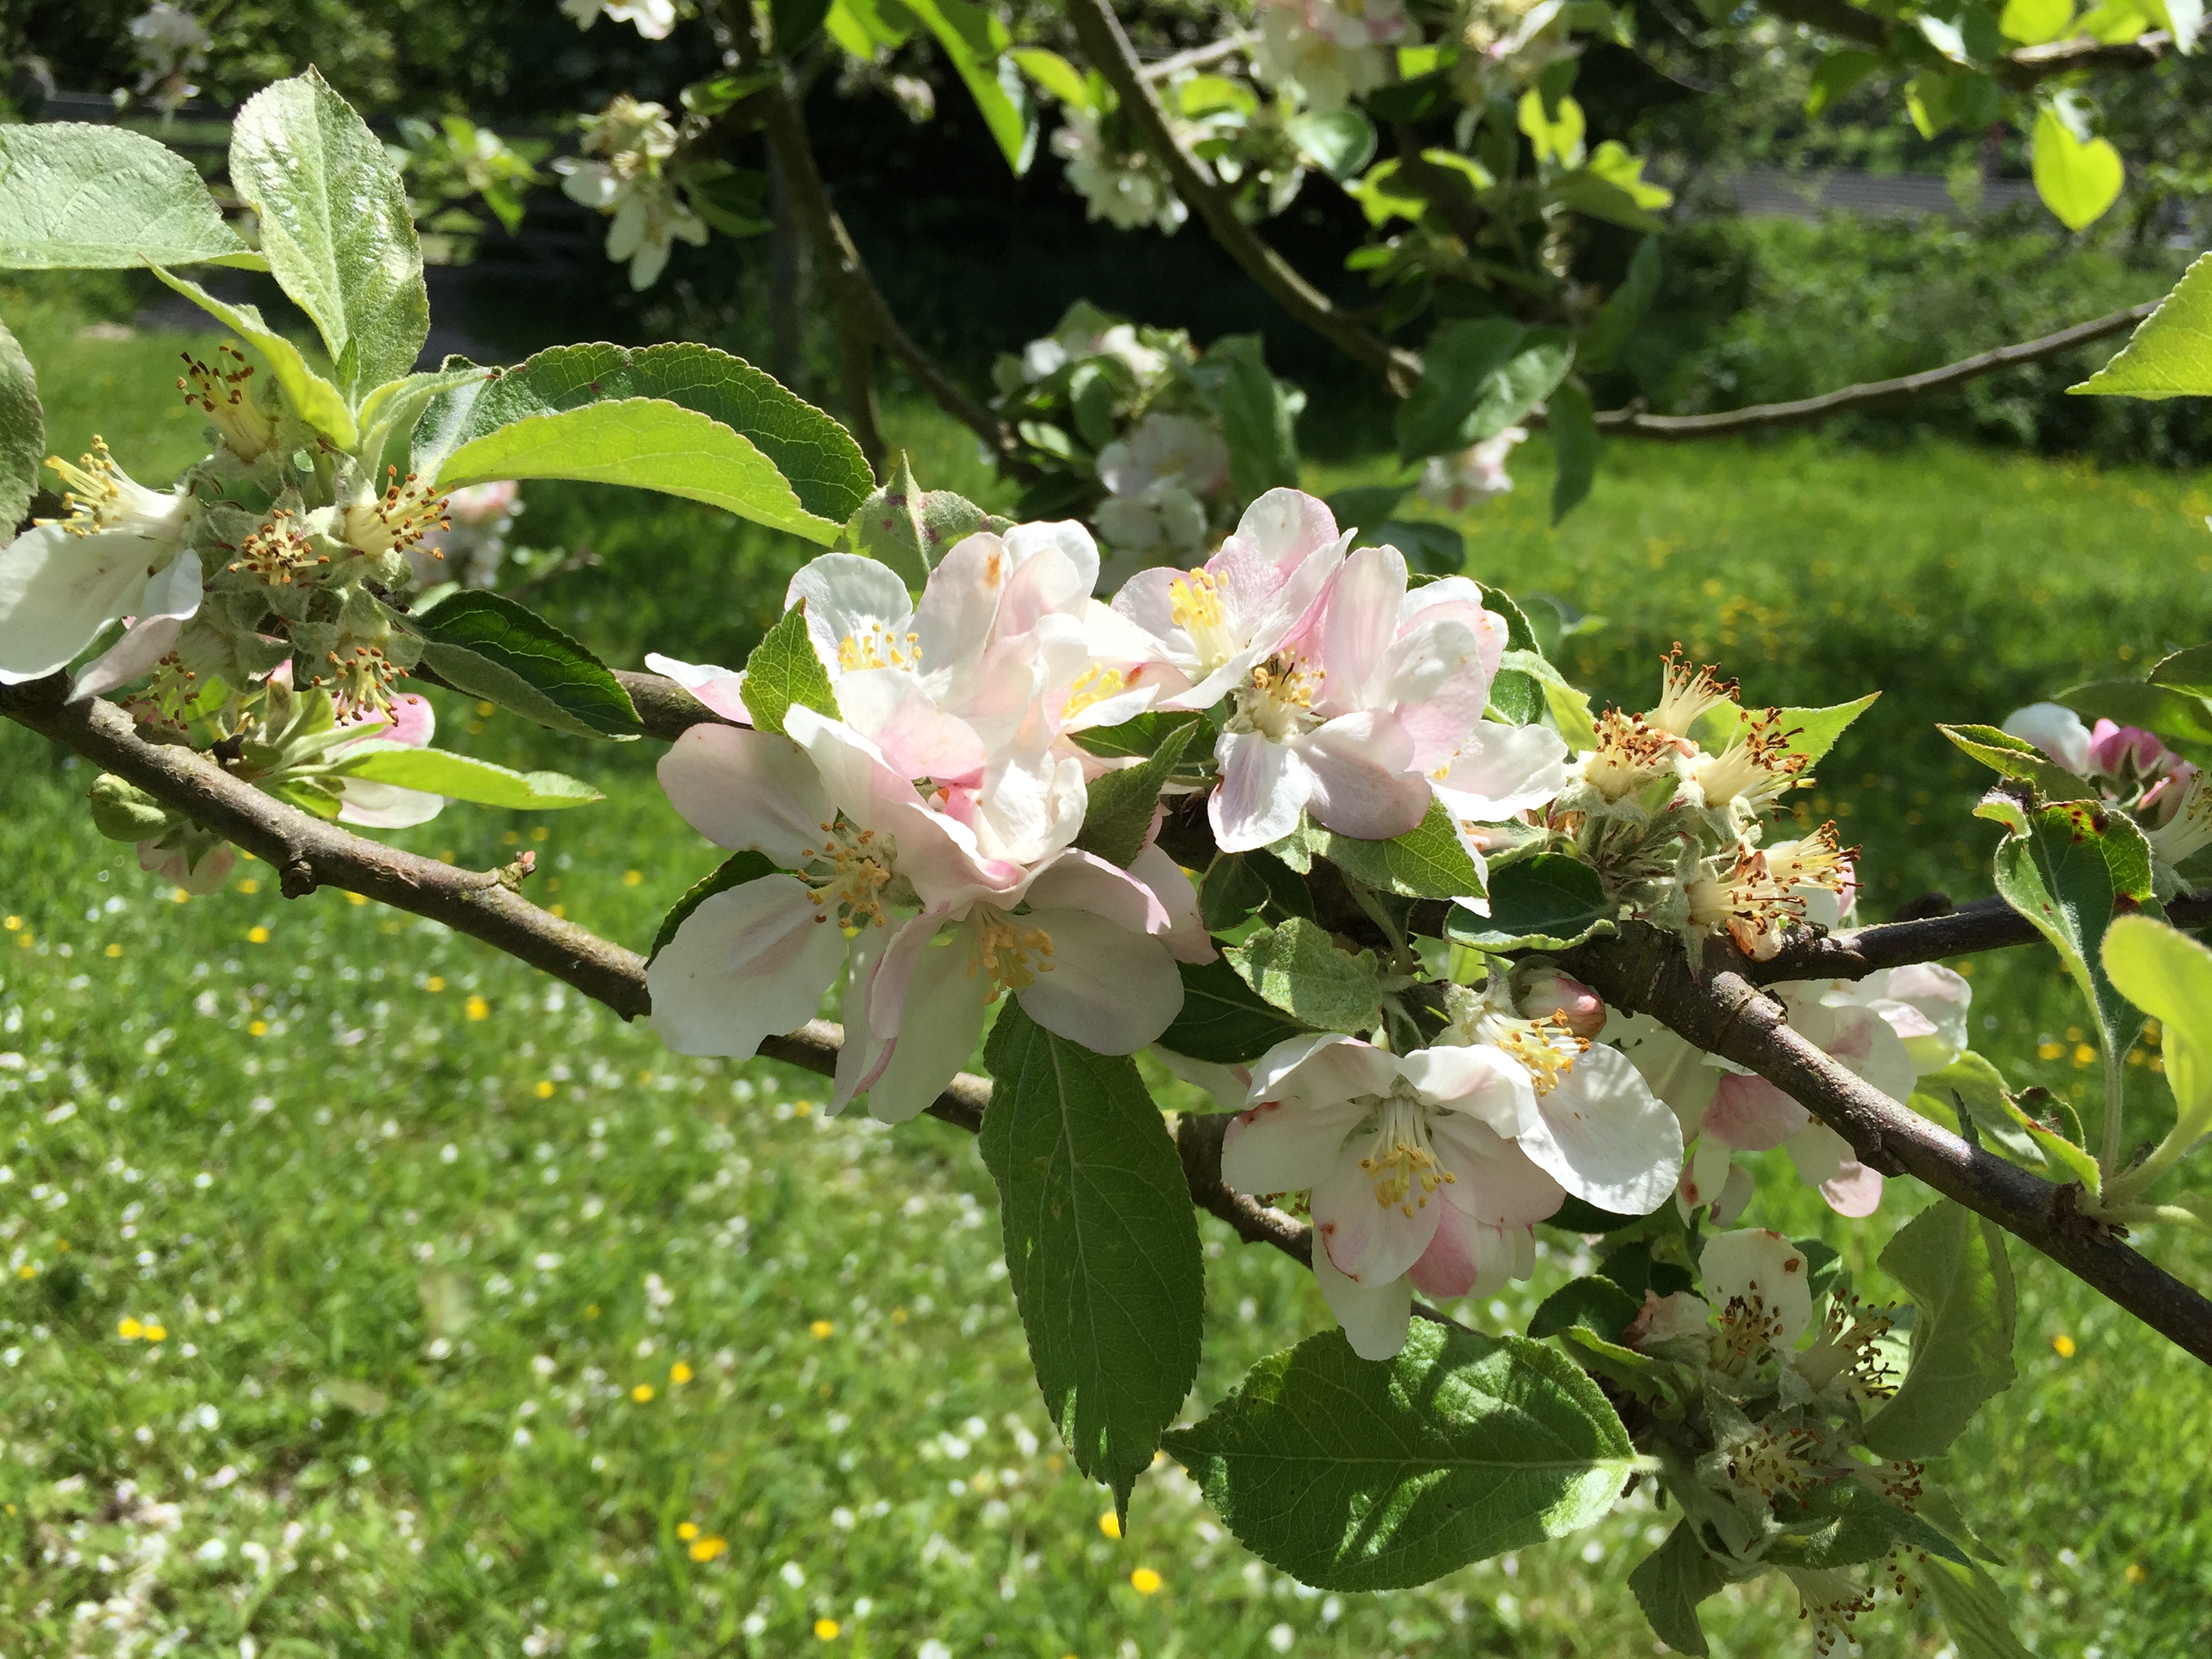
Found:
[1746,890,2212,985]
[1065,0,1424,396]
[1138,34,1251,81]
[1759,0,2169,87]
[1591,302,2158,438]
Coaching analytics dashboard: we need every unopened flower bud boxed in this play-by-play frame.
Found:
[1513,967,1606,1040]
[89,774,180,843]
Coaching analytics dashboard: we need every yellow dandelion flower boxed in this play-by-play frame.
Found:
[632,1383,655,1403]
[533,1080,555,1099]
[890,1308,908,1326]
[2052,1333,2077,1359]
[531,825,550,842]
[586,1304,600,1319]
[465,996,490,1021]
[426,976,446,993]
[2125,1562,2148,1585]
[475,701,497,718]
[2,916,18,930]
[814,1618,841,1640]
[171,888,190,903]
[117,1318,143,1339]
[676,1521,699,1540]
[238,878,260,895]
[104,943,122,958]
[247,926,270,944]
[144,1324,167,1342]
[346,891,367,907]
[248,1021,268,1037]
[1098,1512,1122,1540]
[689,1534,727,1561]
[1130,1567,1163,1595]
[550,904,567,918]
[808,1319,834,1340]
[622,869,644,887]
[670,1361,693,1385]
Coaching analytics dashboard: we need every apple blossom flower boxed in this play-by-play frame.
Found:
[560,0,676,41]
[1092,413,1231,584]
[127,3,209,113]
[138,834,232,894]
[1050,107,1188,234]
[2148,766,2212,867]
[554,98,705,290]
[330,693,447,829]
[1250,0,1410,115]
[0,440,201,689]
[1418,428,1528,511]
[1683,825,1854,960]
[2000,701,2091,775]
[642,652,752,724]
[1221,1033,1556,1359]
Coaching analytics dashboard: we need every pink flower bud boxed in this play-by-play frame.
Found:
[2088,718,2183,785]
[1513,967,1606,1040]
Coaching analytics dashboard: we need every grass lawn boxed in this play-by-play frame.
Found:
[4,276,2211,1656]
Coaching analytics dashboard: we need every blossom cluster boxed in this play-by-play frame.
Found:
[2003,701,2212,886]
[553,96,709,290]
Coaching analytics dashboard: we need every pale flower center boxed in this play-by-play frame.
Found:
[797,819,899,930]
[1695,713,1807,811]
[1227,651,1322,744]
[1167,568,1240,670]
[180,343,278,461]
[43,438,189,544]
[837,623,922,674]
[966,906,1054,999]
[1357,1086,1456,1217]
[343,468,450,558]
[1062,664,1128,719]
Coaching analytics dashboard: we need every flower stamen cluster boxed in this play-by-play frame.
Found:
[798,819,899,930]
[178,345,279,461]
[343,468,451,558]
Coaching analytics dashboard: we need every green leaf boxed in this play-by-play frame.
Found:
[741,603,841,737]
[1703,694,1881,769]
[1773,1481,1972,1571]
[770,0,835,54]
[353,365,491,467]
[1863,1200,2018,1461]
[1073,720,1198,869]
[1012,47,1091,110]
[0,123,255,270]
[979,1004,1204,1517]
[1287,109,1378,181]
[1527,1275,1641,1343]
[1500,648,1601,753]
[905,0,1036,175]
[843,450,1008,585]
[1157,958,1313,1065]
[1224,918,1383,1035]
[2000,0,2077,45]
[1547,382,1600,526]
[827,0,915,55]
[1193,335,1300,510]
[416,340,871,533]
[230,68,428,395]
[2102,913,2212,1132]
[1313,798,1486,903]
[2060,678,2212,752]
[147,266,358,449]
[650,852,780,964]
[438,398,843,546]
[1325,483,1414,536]
[411,591,642,741]
[1577,237,1660,374]
[1628,1522,1727,1656]
[1447,855,1615,953]
[1920,1551,2035,1659]
[1939,723,2097,802]
[1166,1323,1634,1592]
[1071,708,1207,761]
[1805,49,1885,118]
[329,744,602,810]
[1909,1052,2043,1163]
[1479,584,1544,726]
[1974,792,2156,1054]
[1396,319,1524,462]
[2073,251,2212,397]
[0,318,42,529]
[1364,519,1464,577]
[2147,641,2212,695]
[1549,168,1667,232]
[2031,104,2123,233]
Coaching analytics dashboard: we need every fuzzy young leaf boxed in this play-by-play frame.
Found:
[1919,1545,2036,1659]
[1156,958,1313,1066]
[979,1005,1204,1518]
[843,451,1008,583]
[1193,334,1300,509]
[649,852,780,964]
[1773,1481,1972,1571]
[2075,252,2212,396]
[230,69,428,395]
[1864,1200,2017,1461]
[1315,798,1486,903]
[0,319,41,529]
[741,605,840,736]
[1448,855,1615,953]
[1499,649,1600,752]
[148,266,359,449]
[1073,720,1198,868]
[0,124,255,270]
[1225,918,1383,1035]
[1939,723,2097,802]
[1628,1521,1727,1656]
[1909,1052,2043,1163]
[2102,912,2212,1139]
[411,592,642,741]
[329,744,602,810]
[1166,1324,1633,1591]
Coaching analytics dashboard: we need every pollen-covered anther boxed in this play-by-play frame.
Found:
[1359,1093,1456,1216]
[1490,1012,1586,1096]
[1725,1422,1822,1500]
[41,437,188,544]
[1714,1288,1788,1370]
[799,818,897,930]
[323,644,405,720]
[1647,643,1739,737]
[1229,651,1325,743]
[1695,709,1810,813]
[1063,663,1128,719]
[178,343,278,459]
[836,623,922,673]
[228,513,317,586]
[1580,708,1687,801]
[1764,821,1856,895]
[968,907,1054,1000]
[342,467,450,557]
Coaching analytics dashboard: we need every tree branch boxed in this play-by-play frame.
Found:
[1139,34,1252,81]
[1757,1,2169,87]
[1593,300,2158,437]
[1748,890,2212,986]
[1565,922,2212,1367]
[1065,0,1425,397]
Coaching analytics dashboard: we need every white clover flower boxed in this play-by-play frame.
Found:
[560,0,677,40]
[1051,108,1188,234]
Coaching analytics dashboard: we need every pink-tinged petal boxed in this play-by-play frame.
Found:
[1153,1047,1252,1113]
[1678,1138,1737,1214]
[833,922,900,1112]
[1298,713,1428,842]
[335,779,445,828]
[1712,1165,1756,1227]
[997,521,1099,632]
[1700,1228,1814,1348]
[0,524,181,684]
[1218,487,1341,581]
[1623,1290,1713,1352]
[834,668,988,781]
[1221,1097,1366,1193]
[1108,566,1206,671]
[1311,1242,1413,1361]
[1428,1114,1565,1226]
[1247,1032,1401,1109]
[1409,1209,1530,1302]
[70,612,183,700]
[964,745,1087,866]
[1210,729,1315,853]
[643,651,752,724]
[1313,544,1408,710]
[1398,1044,1537,1138]
[1403,583,1509,682]
[1024,848,1171,935]
[854,935,992,1124]
[1786,1123,1885,1218]
[138,836,233,893]
[1431,722,1570,822]
[784,554,914,673]
[1809,1002,1917,1106]
[1515,1045,1683,1214]
[1378,618,1492,769]
[915,533,1012,669]
[656,724,829,865]
[645,878,845,1058]
[1702,1070,1809,1151]
[1313,1141,1444,1289]
[1606,1012,1722,1136]
[1015,909,1183,1053]
[857,912,949,1044]
[384,692,436,748]
[1128,843,1214,962]
[1877,963,1971,1073]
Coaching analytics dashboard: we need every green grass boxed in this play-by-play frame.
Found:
[5,278,2212,1655]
